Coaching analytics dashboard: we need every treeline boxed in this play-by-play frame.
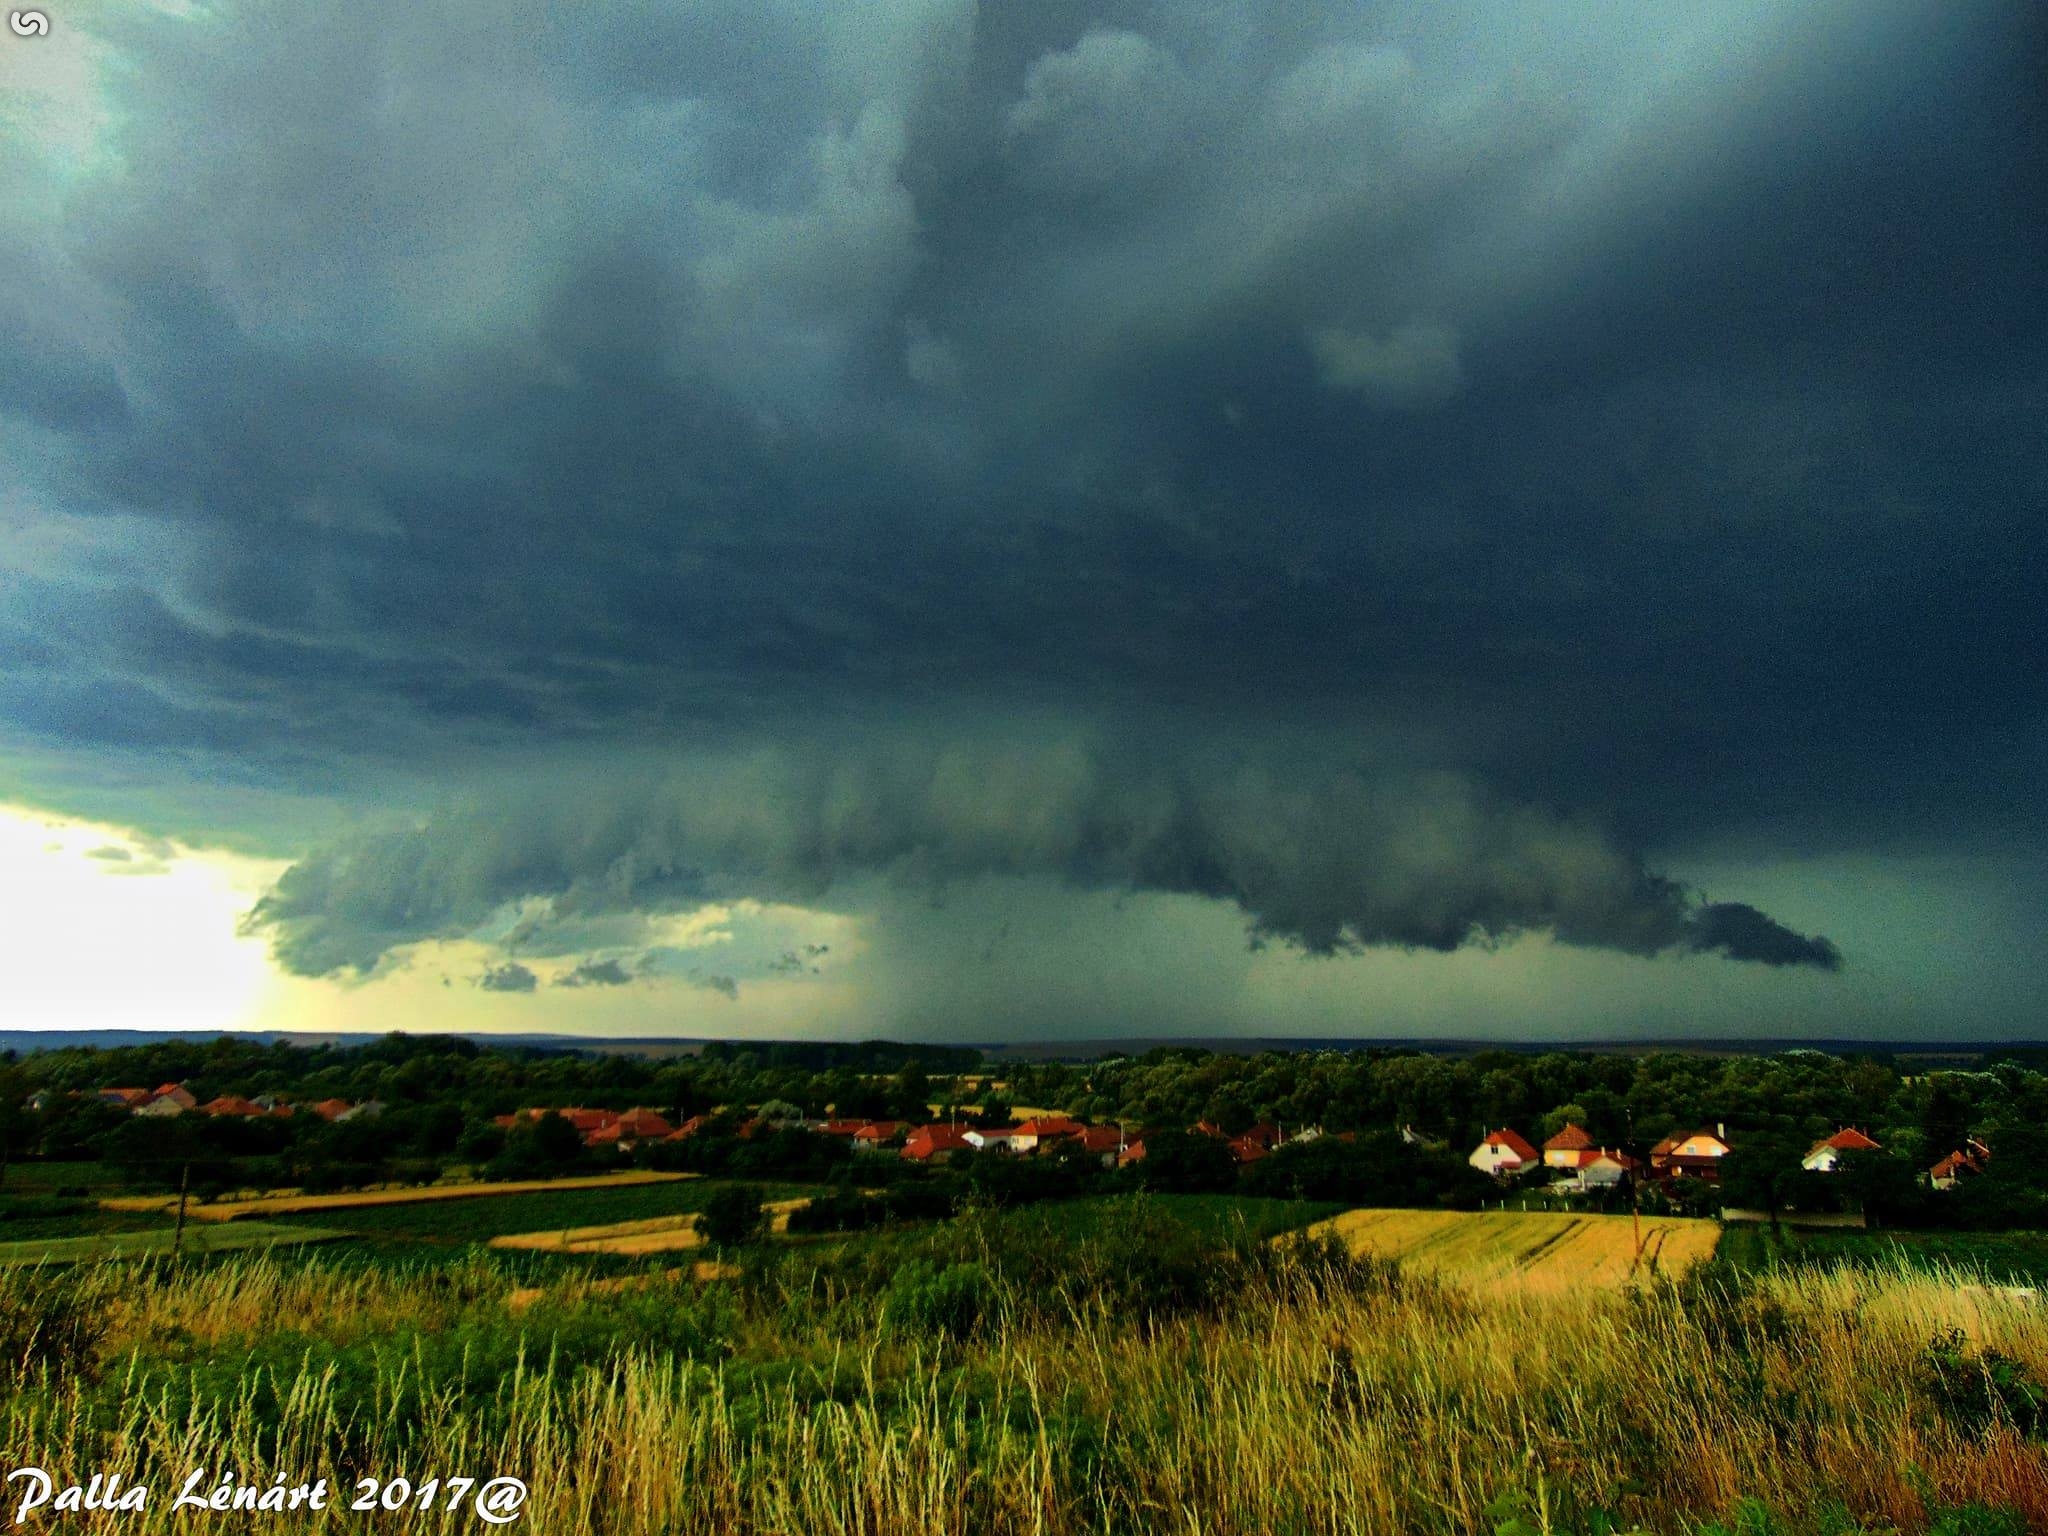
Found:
[6,1035,2048,1226]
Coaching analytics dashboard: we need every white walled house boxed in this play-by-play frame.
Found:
[1801,1127,1882,1173]
[1469,1128,1539,1178]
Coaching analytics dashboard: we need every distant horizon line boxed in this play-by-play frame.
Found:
[3,1027,2041,1059]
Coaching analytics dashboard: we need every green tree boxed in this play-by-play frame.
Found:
[696,1185,767,1249]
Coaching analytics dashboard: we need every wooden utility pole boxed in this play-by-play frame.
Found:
[172,1161,191,1260]
[1626,1111,1645,1275]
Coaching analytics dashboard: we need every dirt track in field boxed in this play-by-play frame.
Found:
[1308,1207,1720,1290]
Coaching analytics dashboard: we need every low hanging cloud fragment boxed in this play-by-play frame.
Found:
[476,961,538,993]
[557,958,633,988]
[242,738,1841,979]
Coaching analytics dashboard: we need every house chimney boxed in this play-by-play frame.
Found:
[1716,1122,1726,1141]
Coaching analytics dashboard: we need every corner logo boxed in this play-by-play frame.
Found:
[10,10,49,35]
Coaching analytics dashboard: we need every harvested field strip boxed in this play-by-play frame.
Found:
[1308,1207,1719,1290]
[101,1171,694,1223]
[490,1197,811,1256]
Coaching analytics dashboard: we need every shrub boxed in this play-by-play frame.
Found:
[697,1185,768,1250]
[1922,1326,2047,1438]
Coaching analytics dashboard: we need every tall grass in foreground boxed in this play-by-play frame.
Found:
[3,1241,2045,1535]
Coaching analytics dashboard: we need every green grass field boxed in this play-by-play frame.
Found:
[1717,1221,2048,1287]
[0,1196,172,1243]
[0,1220,349,1267]
[266,1177,819,1244]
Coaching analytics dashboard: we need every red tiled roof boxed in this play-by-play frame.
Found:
[852,1120,904,1141]
[1930,1147,1987,1180]
[1544,1124,1595,1152]
[901,1124,974,1160]
[1075,1126,1123,1154]
[1480,1128,1539,1162]
[1117,1139,1147,1166]
[814,1119,869,1138]
[101,1087,153,1107]
[201,1095,266,1117]
[614,1109,674,1140]
[1227,1136,1269,1165]
[1014,1117,1084,1139]
[1813,1127,1882,1154]
[310,1099,354,1121]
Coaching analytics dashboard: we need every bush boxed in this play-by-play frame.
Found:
[697,1186,768,1250]
[1923,1326,2047,1438]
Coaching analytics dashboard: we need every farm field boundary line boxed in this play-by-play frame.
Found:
[0,1221,349,1267]
[100,1170,696,1222]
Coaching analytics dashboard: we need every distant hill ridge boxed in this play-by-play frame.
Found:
[2,1028,2040,1064]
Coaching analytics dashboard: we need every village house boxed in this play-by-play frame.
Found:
[901,1124,973,1163]
[1554,1147,1637,1193]
[1468,1127,1539,1178]
[200,1095,270,1118]
[1542,1123,1595,1168]
[586,1108,674,1147]
[1005,1116,1085,1155]
[1649,1125,1733,1181]
[1929,1138,1992,1190]
[1801,1127,1882,1173]
[98,1087,153,1109]
[852,1121,906,1152]
[1073,1125,1125,1166]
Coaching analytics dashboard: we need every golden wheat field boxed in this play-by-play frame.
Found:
[1309,1207,1720,1289]
[99,1169,695,1222]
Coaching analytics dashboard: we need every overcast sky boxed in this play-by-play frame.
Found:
[1,0,2043,1042]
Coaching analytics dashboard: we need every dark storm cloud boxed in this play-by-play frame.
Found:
[239,736,1838,977]
[1689,904,1842,971]
[3,1,2043,1007]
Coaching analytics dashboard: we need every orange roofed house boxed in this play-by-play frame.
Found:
[1929,1139,1992,1190]
[1542,1123,1595,1168]
[1801,1127,1881,1173]
[1469,1128,1539,1178]
[1649,1126,1733,1182]
[901,1124,974,1163]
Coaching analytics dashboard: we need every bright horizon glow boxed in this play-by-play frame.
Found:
[0,802,284,1033]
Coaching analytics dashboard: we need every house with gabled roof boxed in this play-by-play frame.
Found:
[1554,1147,1637,1193]
[1542,1123,1595,1168]
[1929,1138,1991,1190]
[200,1095,269,1118]
[1469,1128,1539,1178]
[1801,1127,1882,1173]
[901,1124,973,1163]
[852,1120,906,1152]
[1649,1125,1733,1181]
